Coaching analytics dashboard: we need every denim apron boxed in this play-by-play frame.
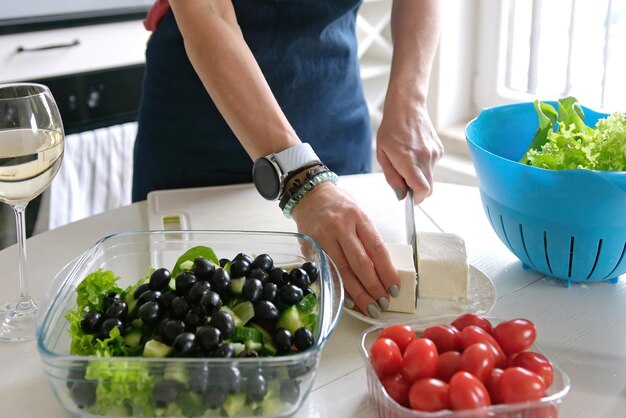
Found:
[133,0,372,202]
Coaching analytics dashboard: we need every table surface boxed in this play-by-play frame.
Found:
[1,173,624,418]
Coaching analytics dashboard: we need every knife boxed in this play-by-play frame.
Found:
[405,187,419,302]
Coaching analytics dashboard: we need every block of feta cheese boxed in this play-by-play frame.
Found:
[386,232,469,314]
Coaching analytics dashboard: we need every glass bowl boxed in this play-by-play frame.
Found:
[36,230,343,418]
[359,315,571,418]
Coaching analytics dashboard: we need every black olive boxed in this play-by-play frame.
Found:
[300,261,319,284]
[149,268,171,291]
[172,332,196,357]
[248,268,269,284]
[192,257,215,280]
[202,389,226,409]
[200,291,222,316]
[66,366,86,390]
[261,282,278,303]
[209,311,235,340]
[152,380,181,408]
[268,267,289,287]
[188,280,211,304]
[246,372,267,403]
[133,283,150,300]
[196,326,222,353]
[158,291,176,310]
[99,317,124,339]
[303,286,317,298]
[170,296,190,319]
[241,278,263,302]
[104,300,128,320]
[137,289,162,307]
[184,311,203,331]
[213,343,235,359]
[293,327,314,352]
[101,292,121,312]
[218,365,241,393]
[251,253,274,272]
[137,300,160,324]
[188,362,210,394]
[80,311,103,334]
[289,268,311,290]
[287,362,311,379]
[175,271,197,296]
[70,381,97,409]
[272,328,292,354]
[210,268,231,293]
[238,349,259,358]
[280,379,301,405]
[219,258,230,268]
[233,252,253,265]
[278,284,304,306]
[229,258,250,278]
[159,319,186,345]
[254,300,279,321]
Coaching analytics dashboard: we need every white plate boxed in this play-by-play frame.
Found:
[343,264,496,326]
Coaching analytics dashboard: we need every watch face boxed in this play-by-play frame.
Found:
[252,157,281,200]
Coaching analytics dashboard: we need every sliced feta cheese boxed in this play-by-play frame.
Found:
[386,243,417,314]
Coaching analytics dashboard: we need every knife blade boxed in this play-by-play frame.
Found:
[405,187,419,302]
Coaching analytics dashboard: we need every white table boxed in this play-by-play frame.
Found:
[0,173,624,418]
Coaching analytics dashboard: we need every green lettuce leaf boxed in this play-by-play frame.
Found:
[75,269,124,313]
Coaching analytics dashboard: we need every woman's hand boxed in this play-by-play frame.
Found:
[376,101,444,203]
[291,182,400,318]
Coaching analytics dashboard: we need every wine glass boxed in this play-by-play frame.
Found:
[0,83,64,342]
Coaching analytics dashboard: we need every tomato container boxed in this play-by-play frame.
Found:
[465,102,626,285]
[36,230,343,418]
[359,316,571,418]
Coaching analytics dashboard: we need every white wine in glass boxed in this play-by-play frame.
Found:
[0,83,64,342]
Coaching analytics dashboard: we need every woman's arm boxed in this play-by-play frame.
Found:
[376,0,443,203]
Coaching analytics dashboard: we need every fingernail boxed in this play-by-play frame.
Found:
[395,187,404,201]
[389,284,400,298]
[367,304,382,319]
[377,297,389,311]
[344,297,355,309]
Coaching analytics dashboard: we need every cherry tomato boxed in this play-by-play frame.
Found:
[492,318,537,355]
[402,338,438,383]
[370,337,403,379]
[408,378,450,412]
[511,351,554,388]
[448,371,491,410]
[422,324,462,353]
[486,368,504,404]
[380,324,417,354]
[499,367,546,403]
[460,325,507,368]
[435,351,462,382]
[451,313,493,334]
[460,342,495,383]
[381,373,410,408]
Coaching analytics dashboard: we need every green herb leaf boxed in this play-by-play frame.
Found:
[171,245,219,277]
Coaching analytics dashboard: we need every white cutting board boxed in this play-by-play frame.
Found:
[146,173,438,243]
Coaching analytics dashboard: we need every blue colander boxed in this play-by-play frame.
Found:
[465,102,626,285]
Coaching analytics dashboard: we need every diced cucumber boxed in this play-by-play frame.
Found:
[179,260,194,271]
[178,391,205,417]
[260,395,283,416]
[245,340,263,351]
[277,305,304,334]
[258,342,277,357]
[302,313,318,333]
[219,306,243,327]
[229,277,246,296]
[232,326,263,344]
[222,393,246,417]
[230,342,246,356]
[297,294,318,315]
[123,330,142,348]
[232,301,255,325]
[249,323,272,344]
[143,339,172,358]
[164,363,188,384]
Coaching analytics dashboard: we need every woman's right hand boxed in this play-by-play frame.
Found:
[291,182,400,318]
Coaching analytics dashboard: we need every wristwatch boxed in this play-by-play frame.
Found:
[252,143,320,200]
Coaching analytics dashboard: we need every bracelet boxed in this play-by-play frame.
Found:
[279,162,328,210]
[281,170,339,219]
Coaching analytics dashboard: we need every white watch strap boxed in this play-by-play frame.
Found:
[273,143,320,174]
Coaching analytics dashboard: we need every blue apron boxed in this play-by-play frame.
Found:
[133,0,372,202]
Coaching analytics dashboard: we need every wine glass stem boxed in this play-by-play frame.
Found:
[12,203,32,302]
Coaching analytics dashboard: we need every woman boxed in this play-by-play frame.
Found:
[134,0,442,318]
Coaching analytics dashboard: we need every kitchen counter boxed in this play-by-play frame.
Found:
[0,173,624,417]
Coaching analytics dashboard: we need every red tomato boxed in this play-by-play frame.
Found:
[511,351,555,388]
[486,368,504,404]
[422,324,462,353]
[435,351,462,382]
[381,373,410,408]
[492,319,537,355]
[402,338,438,383]
[460,325,507,368]
[460,342,496,383]
[499,367,546,403]
[370,338,403,379]
[448,371,491,410]
[408,378,450,412]
[451,313,493,334]
[379,324,417,354]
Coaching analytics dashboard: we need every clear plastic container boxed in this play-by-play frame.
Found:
[36,230,343,418]
[359,315,571,418]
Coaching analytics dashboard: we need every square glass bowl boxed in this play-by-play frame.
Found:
[359,315,571,418]
[36,230,343,418]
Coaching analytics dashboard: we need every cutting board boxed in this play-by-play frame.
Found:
[146,173,439,243]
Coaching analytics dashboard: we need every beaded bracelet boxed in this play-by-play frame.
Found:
[281,170,339,218]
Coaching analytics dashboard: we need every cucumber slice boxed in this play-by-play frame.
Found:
[164,363,188,384]
[143,339,172,358]
[123,330,142,348]
[277,305,304,334]
[232,326,263,344]
[297,294,318,315]
[229,277,246,296]
[232,301,255,325]
[249,323,272,344]
[260,395,283,416]
[219,306,243,327]
[179,260,194,271]
[222,393,246,417]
